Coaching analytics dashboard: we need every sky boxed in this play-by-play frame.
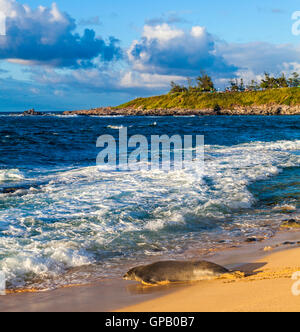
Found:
[0,0,299,111]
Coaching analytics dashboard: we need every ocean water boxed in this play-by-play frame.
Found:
[0,114,299,290]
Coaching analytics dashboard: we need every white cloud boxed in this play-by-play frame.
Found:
[0,0,122,67]
[127,23,300,87]
[128,23,237,77]
[142,24,184,43]
[120,71,182,89]
[190,26,205,38]
[27,64,183,95]
[218,41,300,76]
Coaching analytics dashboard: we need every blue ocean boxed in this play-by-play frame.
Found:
[0,114,300,290]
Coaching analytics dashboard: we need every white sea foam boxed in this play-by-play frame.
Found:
[107,125,124,130]
[273,204,296,212]
[0,139,299,288]
[0,169,24,183]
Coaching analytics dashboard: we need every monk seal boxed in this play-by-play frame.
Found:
[123,260,229,285]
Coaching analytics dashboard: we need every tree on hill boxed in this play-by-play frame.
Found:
[169,81,188,93]
[277,73,288,88]
[247,80,260,91]
[239,78,245,91]
[288,72,300,87]
[169,71,300,95]
[196,72,215,92]
[229,79,239,92]
[260,73,275,89]
[260,73,288,89]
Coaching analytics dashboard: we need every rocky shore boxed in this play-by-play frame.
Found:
[62,104,300,116]
[22,108,43,116]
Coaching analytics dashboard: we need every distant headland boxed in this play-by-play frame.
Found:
[27,73,300,116]
[62,87,300,116]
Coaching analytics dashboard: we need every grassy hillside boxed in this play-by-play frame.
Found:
[117,88,300,110]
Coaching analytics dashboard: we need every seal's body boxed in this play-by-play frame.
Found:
[123,260,229,285]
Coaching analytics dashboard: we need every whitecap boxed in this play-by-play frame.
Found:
[0,138,299,289]
[0,169,24,183]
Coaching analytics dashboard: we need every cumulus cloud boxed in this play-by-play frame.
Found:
[218,41,300,76]
[127,23,300,87]
[128,23,238,77]
[0,0,122,67]
[28,65,183,95]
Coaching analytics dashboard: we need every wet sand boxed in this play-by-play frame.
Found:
[119,232,300,312]
[119,247,300,312]
[0,278,189,312]
[1,230,300,312]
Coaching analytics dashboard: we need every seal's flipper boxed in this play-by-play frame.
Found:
[141,278,157,286]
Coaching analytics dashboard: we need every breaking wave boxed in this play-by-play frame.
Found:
[0,169,24,183]
[0,138,299,289]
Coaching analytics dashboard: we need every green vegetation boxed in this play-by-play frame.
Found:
[117,88,300,110]
[117,72,300,110]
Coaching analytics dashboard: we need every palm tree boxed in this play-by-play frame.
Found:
[196,72,215,92]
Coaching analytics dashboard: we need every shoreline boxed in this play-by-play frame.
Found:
[61,104,300,117]
[119,246,300,312]
[118,230,300,312]
[1,229,300,312]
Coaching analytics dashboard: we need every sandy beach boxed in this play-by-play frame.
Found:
[0,230,300,312]
[119,241,300,312]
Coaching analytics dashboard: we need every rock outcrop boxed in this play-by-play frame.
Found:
[23,109,43,116]
[62,104,300,117]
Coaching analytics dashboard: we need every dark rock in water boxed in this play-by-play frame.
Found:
[246,237,257,243]
[0,182,42,195]
[282,241,296,246]
[1,186,29,194]
[23,108,43,116]
[2,187,19,194]
[281,219,300,228]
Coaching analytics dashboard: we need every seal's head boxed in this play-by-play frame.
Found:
[123,267,140,281]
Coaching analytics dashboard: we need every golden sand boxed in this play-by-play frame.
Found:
[118,247,300,312]
[5,289,40,295]
[2,233,300,312]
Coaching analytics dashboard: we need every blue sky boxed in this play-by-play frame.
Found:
[0,0,299,111]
